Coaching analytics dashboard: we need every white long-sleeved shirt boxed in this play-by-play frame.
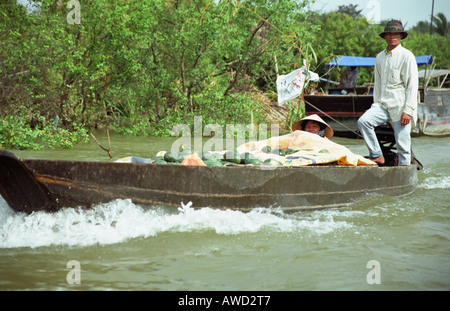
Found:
[372,44,419,125]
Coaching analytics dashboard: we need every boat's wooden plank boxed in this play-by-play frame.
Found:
[0,150,56,213]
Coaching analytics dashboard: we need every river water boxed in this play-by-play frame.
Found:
[0,131,449,292]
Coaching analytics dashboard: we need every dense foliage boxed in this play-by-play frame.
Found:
[1,1,448,150]
[410,12,449,36]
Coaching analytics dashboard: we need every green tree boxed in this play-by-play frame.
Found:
[307,11,384,84]
[337,4,362,19]
[431,12,449,36]
[410,20,431,34]
[403,32,450,70]
[410,12,449,36]
[0,0,89,149]
[1,0,319,149]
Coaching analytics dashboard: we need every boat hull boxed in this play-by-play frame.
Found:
[0,150,418,213]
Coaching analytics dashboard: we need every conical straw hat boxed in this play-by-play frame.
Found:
[292,114,334,138]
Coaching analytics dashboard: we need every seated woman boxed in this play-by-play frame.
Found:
[338,66,358,89]
[292,114,334,139]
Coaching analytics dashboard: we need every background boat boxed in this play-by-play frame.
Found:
[304,55,439,138]
[414,69,450,137]
[304,85,373,138]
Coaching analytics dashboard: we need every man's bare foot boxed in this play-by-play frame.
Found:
[370,155,385,165]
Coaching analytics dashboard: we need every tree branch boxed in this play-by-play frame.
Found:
[90,129,112,159]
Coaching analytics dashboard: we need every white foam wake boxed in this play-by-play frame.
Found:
[419,175,450,189]
[0,198,354,249]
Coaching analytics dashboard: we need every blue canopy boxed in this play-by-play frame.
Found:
[415,55,434,66]
[326,55,433,69]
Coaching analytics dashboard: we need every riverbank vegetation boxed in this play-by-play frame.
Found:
[1,0,449,150]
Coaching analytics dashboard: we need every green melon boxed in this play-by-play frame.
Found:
[153,159,168,165]
[263,158,283,166]
[285,149,296,155]
[204,159,224,166]
[261,146,272,153]
[245,158,262,165]
[164,150,179,162]
[223,149,241,164]
[271,148,286,156]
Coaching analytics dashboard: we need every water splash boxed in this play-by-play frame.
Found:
[419,176,450,190]
[0,198,355,249]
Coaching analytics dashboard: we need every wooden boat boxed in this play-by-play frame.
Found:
[414,69,450,137]
[0,137,420,214]
[304,85,373,138]
[305,55,435,138]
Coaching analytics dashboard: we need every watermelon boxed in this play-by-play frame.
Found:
[263,158,283,166]
[223,149,241,164]
[164,151,179,162]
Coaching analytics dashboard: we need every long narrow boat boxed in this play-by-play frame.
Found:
[0,145,419,214]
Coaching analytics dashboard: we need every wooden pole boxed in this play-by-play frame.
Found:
[430,0,434,35]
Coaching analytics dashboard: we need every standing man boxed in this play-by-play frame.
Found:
[357,20,418,166]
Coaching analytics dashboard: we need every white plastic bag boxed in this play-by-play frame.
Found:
[276,61,319,106]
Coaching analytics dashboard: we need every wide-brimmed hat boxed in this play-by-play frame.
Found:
[379,20,408,39]
[292,114,334,138]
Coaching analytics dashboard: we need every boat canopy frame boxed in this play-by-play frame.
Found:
[325,55,434,69]
[321,54,434,92]
[418,68,450,88]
